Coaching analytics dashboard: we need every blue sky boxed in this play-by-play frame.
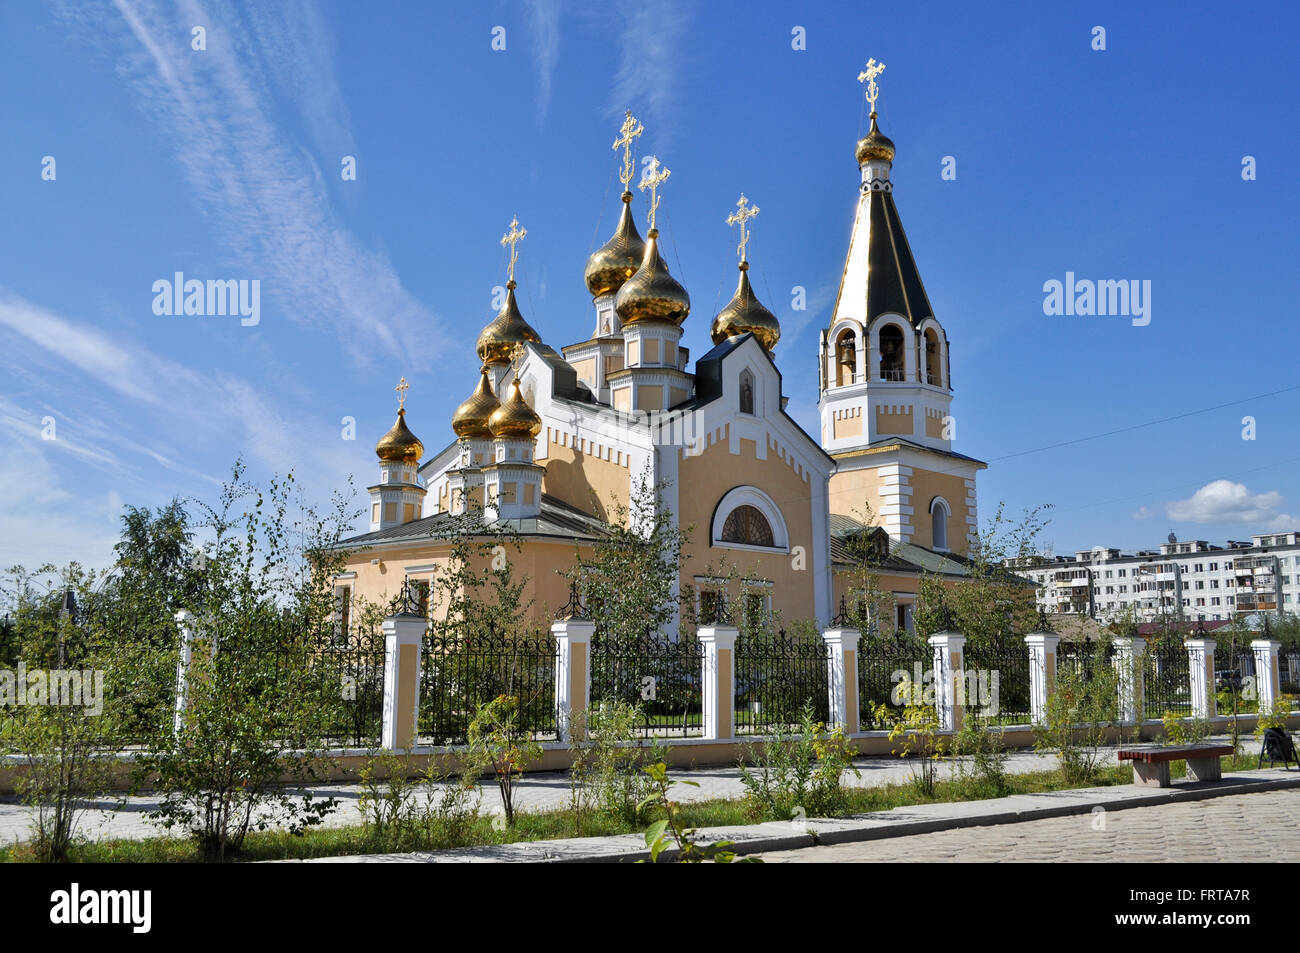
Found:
[2,0,1298,570]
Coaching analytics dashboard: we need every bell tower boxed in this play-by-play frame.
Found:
[819,61,984,553]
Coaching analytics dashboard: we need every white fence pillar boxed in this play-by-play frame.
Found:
[699,625,739,741]
[823,625,862,733]
[1252,638,1283,714]
[380,612,425,750]
[1185,637,1217,719]
[552,618,594,743]
[1112,634,1147,725]
[1025,631,1059,725]
[929,631,965,732]
[173,609,196,735]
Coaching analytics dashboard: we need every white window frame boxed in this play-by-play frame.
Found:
[711,486,789,553]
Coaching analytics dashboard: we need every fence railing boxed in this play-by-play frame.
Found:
[964,644,1033,725]
[733,629,830,735]
[857,641,932,729]
[1143,638,1192,720]
[590,629,704,737]
[418,626,559,746]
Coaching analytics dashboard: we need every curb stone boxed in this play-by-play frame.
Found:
[286,767,1300,863]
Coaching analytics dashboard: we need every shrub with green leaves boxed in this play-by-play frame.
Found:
[737,704,859,820]
[1034,636,1124,785]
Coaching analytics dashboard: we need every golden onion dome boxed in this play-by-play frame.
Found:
[375,408,424,463]
[855,112,896,165]
[584,191,647,298]
[488,378,542,439]
[476,281,542,365]
[451,368,500,439]
[711,262,781,352]
[613,229,690,327]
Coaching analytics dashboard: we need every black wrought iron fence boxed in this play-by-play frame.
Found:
[1056,638,1116,679]
[964,643,1033,725]
[1213,643,1256,699]
[1143,638,1192,720]
[0,603,180,748]
[734,629,830,735]
[858,641,932,729]
[204,612,386,748]
[418,625,558,746]
[1283,653,1300,696]
[589,629,704,737]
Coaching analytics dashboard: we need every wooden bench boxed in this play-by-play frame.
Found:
[1116,744,1235,787]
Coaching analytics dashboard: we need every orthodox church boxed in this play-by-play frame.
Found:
[337,74,988,636]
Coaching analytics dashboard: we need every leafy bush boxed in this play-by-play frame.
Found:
[355,749,480,851]
[953,712,1010,798]
[464,694,543,826]
[737,704,858,820]
[1035,637,1124,785]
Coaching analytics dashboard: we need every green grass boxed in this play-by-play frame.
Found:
[1,752,1264,863]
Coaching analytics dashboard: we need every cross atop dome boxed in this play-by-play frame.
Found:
[726,194,760,264]
[500,216,527,287]
[638,156,671,233]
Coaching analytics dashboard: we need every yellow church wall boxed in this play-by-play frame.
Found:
[827,464,884,522]
[676,430,818,624]
[643,339,660,364]
[337,538,593,631]
[908,468,973,554]
[636,385,662,412]
[571,357,595,383]
[832,409,862,440]
[828,459,974,556]
[925,409,946,439]
[875,405,914,436]
[535,429,630,521]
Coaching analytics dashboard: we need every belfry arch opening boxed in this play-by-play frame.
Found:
[879,324,905,381]
[834,328,857,386]
[924,328,942,386]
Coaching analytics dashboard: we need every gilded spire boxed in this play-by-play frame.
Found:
[713,195,779,351]
[451,367,501,439]
[477,216,542,365]
[375,378,424,462]
[586,113,650,299]
[855,59,895,165]
[614,153,688,326]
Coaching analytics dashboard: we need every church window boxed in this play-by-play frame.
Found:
[930,497,950,551]
[739,369,755,415]
[721,505,774,547]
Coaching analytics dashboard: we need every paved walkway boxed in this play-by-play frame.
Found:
[757,788,1300,863]
[0,736,1248,845]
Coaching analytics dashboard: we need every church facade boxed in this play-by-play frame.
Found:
[336,94,988,638]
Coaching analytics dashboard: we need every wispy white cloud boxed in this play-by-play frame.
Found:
[1166,480,1294,527]
[53,0,443,364]
[608,0,691,142]
[527,0,562,123]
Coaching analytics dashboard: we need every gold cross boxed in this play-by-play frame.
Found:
[395,376,409,411]
[500,216,527,284]
[857,58,886,112]
[638,156,671,231]
[612,110,644,189]
[726,193,760,263]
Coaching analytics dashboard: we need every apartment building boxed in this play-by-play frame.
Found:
[1007,531,1300,623]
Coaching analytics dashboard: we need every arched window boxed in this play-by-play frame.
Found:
[924,328,942,386]
[879,324,905,380]
[835,329,857,386]
[739,368,755,415]
[712,486,789,551]
[930,497,950,551]
[721,505,774,547]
